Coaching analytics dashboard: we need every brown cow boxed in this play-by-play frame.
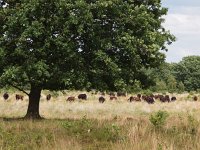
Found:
[67,96,75,102]
[159,95,170,102]
[142,95,147,100]
[128,96,140,102]
[78,94,87,100]
[144,96,155,104]
[16,94,24,101]
[171,96,177,102]
[128,96,135,102]
[46,94,51,101]
[165,95,170,102]
[99,96,105,103]
[3,92,9,100]
[110,96,117,100]
[193,96,198,101]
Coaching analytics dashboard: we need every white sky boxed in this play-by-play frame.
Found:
[162,0,200,62]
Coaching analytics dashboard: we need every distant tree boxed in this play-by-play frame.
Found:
[155,79,167,92]
[167,74,177,92]
[0,0,175,118]
[173,56,200,91]
[177,81,185,92]
[146,63,176,92]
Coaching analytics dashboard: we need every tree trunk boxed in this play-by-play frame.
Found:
[24,86,42,119]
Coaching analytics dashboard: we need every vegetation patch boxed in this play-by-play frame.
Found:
[61,117,125,149]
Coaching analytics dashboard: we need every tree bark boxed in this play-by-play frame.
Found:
[24,85,42,119]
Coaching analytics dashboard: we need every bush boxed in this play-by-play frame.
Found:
[150,110,169,128]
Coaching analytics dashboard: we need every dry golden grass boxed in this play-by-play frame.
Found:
[0,91,200,150]
[0,91,199,119]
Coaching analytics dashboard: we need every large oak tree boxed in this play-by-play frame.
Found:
[0,0,175,118]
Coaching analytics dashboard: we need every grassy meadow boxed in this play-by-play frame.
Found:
[0,90,200,150]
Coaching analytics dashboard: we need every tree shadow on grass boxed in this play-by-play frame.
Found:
[0,116,45,121]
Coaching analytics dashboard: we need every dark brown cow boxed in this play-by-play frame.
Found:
[67,96,75,102]
[171,96,176,101]
[3,92,9,100]
[193,96,198,101]
[128,96,135,102]
[147,97,155,104]
[142,95,147,100]
[159,95,165,102]
[144,96,155,104]
[46,94,51,101]
[117,92,126,97]
[99,96,105,103]
[165,95,170,102]
[78,94,87,100]
[16,94,24,101]
[110,96,117,100]
[159,95,170,102]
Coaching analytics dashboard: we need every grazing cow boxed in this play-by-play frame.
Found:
[46,94,51,101]
[165,95,170,102]
[128,96,140,102]
[171,96,176,102]
[3,92,9,100]
[159,95,170,102]
[193,96,198,101]
[117,92,126,97]
[16,94,24,101]
[67,96,75,102]
[128,96,135,102]
[110,96,117,100]
[99,96,105,103]
[78,94,87,100]
[159,95,165,102]
[142,95,146,100]
[144,96,155,104]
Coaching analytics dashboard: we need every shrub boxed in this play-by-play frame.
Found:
[149,110,169,128]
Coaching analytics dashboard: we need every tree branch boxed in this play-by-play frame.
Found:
[8,82,30,96]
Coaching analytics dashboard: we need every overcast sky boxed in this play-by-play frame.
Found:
[162,0,200,62]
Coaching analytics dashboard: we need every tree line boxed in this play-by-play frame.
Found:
[135,55,200,93]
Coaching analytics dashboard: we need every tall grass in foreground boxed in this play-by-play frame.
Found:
[1,113,200,150]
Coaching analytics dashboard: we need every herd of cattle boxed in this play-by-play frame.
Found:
[2,92,199,104]
[98,93,179,104]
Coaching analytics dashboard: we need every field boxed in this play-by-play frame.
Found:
[0,91,200,150]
